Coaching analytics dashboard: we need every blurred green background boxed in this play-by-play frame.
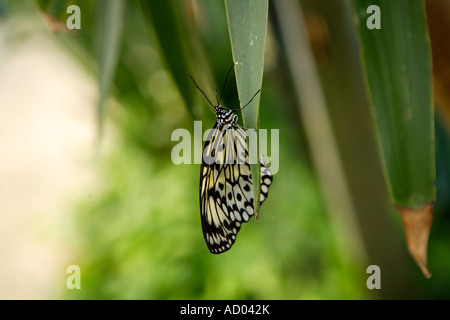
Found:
[0,0,449,299]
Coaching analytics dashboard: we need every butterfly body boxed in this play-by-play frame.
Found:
[189,67,272,254]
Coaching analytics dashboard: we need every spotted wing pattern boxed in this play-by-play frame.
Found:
[200,124,273,254]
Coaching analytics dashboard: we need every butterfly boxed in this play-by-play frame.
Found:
[189,64,273,254]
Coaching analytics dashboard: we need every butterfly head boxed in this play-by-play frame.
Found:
[215,105,238,128]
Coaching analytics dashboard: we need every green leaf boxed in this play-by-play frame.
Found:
[353,0,435,208]
[353,0,435,277]
[225,0,268,216]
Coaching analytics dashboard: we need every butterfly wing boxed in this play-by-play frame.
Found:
[200,124,272,254]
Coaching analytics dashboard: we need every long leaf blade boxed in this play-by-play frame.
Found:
[353,0,435,277]
[225,0,268,216]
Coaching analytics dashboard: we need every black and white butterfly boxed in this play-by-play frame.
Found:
[189,65,272,254]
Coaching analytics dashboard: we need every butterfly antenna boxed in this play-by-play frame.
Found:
[188,74,214,107]
[235,89,261,112]
[218,62,237,106]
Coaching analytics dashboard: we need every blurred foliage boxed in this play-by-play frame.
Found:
[61,0,366,299]
[2,0,450,299]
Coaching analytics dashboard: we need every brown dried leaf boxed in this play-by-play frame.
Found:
[398,202,434,279]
